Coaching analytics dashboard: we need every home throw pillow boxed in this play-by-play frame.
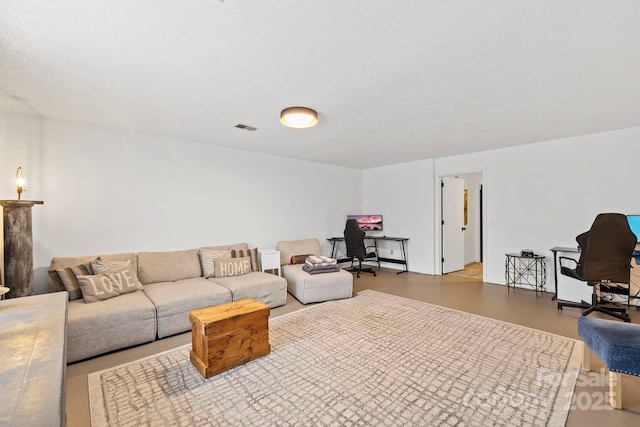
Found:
[213,256,252,278]
[231,248,260,271]
[199,249,232,278]
[52,263,94,301]
[77,269,144,303]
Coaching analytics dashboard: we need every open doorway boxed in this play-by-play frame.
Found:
[439,171,485,281]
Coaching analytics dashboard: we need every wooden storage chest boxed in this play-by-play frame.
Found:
[189,298,270,378]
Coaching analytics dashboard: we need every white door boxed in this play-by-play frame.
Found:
[442,176,465,273]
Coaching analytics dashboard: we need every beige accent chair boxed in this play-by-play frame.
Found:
[276,239,353,304]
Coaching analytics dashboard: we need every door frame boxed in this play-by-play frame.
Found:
[434,168,487,280]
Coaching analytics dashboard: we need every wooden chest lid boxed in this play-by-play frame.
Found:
[189,298,269,325]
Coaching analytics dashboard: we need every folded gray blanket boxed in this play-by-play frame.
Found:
[305,255,338,267]
[302,264,340,274]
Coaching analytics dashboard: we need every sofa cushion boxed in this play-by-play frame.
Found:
[143,278,232,338]
[137,249,201,284]
[214,256,252,278]
[211,271,287,308]
[66,291,156,363]
[198,248,232,278]
[276,239,322,266]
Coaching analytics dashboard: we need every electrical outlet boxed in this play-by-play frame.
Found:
[390,249,394,255]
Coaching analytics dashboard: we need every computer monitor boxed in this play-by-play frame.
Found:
[347,215,383,231]
[627,215,640,242]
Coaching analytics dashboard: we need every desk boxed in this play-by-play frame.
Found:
[328,236,409,274]
[505,253,547,297]
[550,246,581,301]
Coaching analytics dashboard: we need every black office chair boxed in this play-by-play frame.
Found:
[344,219,378,277]
[557,213,636,322]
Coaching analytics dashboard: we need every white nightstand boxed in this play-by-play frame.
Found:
[258,249,281,276]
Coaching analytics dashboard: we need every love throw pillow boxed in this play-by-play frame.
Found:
[77,269,143,303]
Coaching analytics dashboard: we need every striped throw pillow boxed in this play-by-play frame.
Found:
[231,248,260,272]
[53,263,94,300]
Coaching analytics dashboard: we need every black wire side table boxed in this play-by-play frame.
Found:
[505,253,547,297]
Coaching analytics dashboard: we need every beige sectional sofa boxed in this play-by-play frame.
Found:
[49,242,287,363]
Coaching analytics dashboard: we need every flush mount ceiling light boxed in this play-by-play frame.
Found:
[280,106,318,129]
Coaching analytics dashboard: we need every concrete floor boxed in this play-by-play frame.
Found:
[66,268,640,426]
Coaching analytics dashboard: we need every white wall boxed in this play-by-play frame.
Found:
[0,113,45,287]
[364,126,640,301]
[436,126,639,292]
[362,159,436,274]
[0,113,362,294]
[3,110,639,300]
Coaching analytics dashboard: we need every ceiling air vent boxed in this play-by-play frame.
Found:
[235,124,258,131]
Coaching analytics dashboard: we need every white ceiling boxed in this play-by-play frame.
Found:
[1,1,639,169]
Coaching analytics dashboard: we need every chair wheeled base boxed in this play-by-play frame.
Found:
[346,257,376,278]
[557,287,630,322]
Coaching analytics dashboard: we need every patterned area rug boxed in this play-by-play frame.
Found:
[89,290,581,426]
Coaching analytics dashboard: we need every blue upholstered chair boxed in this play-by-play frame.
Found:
[577,316,640,409]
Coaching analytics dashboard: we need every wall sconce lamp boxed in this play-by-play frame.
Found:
[280,106,318,129]
[16,166,25,200]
